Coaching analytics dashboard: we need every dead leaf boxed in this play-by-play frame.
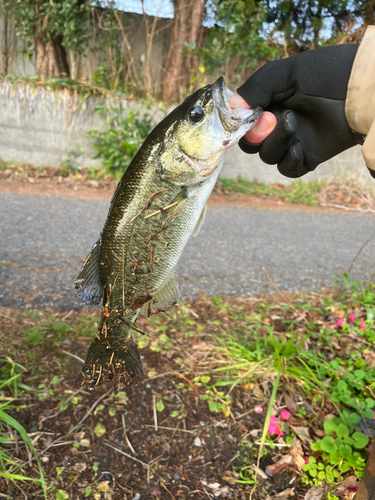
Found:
[304,486,325,500]
[290,425,312,444]
[266,455,292,477]
[284,393,298,415]
[97,481,114,494]
[252,383,265,400]
[363,349,375,367]
[266,438,304,477]
[334,475,359,497]
[274,487,295,499]
[289,439,305,471]
[314,429,326,438]
[288,415,304,425]
[252,465,268,479]
[249,429,261,437]
[333,310,345,318]
[73,462,87,473]
[208,482,221,490]
[212,485,231,498]
[341,476,358,489]
[238,422,248,432]
[222,471,238,485]
[331,338,341,351]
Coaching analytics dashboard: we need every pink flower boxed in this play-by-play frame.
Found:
[349,313,355,323]
[254,405,263,414]
[259,327,267,333]
[360,318,365,332]
[268,416,283,436]
[280,409,291,421]
[304,456,309,464]
[337,318,344,327]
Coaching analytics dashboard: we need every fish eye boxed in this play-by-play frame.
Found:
[189,105,204,123]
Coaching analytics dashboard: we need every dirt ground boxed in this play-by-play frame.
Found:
[0,297,318,500]
[0,175,371,218]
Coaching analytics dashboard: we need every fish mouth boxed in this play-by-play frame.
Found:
[211,77,262,133]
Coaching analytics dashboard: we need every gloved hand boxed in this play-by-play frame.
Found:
[236,44,361,178]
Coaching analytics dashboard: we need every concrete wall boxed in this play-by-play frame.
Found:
[221,143,368,184]
[0,81,368,184]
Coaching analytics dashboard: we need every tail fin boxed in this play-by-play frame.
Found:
[81,337,144,390]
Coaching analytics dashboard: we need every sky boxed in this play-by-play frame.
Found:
[114,0,216,26]
[115,0,174,18]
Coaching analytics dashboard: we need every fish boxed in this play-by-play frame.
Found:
[75,77,262,390]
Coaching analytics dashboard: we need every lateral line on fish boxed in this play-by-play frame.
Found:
[144,201,179,219]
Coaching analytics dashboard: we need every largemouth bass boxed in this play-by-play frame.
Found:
[75,77,261,389]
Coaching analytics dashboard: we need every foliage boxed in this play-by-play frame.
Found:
[88,103,153,176]
[2,275,375,493]
[303,417,368,483]
[0,358,47,497]
[263,0,369,51]
[1,0,93,53]
[217,177,324,205]
[200,0,279,87]
[194,375,232,416]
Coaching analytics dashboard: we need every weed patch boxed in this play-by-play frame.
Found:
[0,277,375,497]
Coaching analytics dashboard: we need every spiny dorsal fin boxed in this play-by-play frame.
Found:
[75,239,104,305]
[139,274,180,317]
[192,204,207,237]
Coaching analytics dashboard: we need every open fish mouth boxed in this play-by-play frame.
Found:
[211,76,262,133]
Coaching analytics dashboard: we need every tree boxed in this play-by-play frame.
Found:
[162,0,206,102]
[199,0,279,88]
[1,0,93,78]
[262,0,375,51]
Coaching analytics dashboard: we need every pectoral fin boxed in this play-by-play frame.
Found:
[139,274,180,317]
[75,239,104,305]
[192,204,207,237]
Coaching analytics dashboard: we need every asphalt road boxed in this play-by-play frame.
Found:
[1,191,375,310]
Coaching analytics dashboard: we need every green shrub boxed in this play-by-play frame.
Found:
[88,103,153,176]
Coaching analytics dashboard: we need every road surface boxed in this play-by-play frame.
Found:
[1,191,375,310]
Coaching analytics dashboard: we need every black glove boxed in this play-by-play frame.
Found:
[237,44,362,178]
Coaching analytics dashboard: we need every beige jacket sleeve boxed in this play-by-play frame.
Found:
[346,26,375,174]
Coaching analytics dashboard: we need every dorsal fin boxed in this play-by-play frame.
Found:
[75,239,104,305]
[139,274,180,317]
[192,204,207,237]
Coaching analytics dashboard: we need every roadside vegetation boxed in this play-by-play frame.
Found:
[2,158,375,214]
[0,275,374,498]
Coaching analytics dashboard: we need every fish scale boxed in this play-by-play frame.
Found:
[75,77,262,390]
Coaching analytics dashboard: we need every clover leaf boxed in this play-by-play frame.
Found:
[321,436,337,454]
[352,431,369,450]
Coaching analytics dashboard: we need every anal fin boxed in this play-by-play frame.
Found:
[139,274,180,317]
[75,239,104,305]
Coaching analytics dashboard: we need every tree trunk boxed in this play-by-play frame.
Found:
[365,0,375,26]
[162,0,205,102]
[35,35,70,78]
[355,443,375,500]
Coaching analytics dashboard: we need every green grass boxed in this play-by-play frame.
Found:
[1,274,375,494]
[141,275,375,487]
[24,319,72,347]
[0,358,47,498]
[0,75,115,99]
[217,177,324,205]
